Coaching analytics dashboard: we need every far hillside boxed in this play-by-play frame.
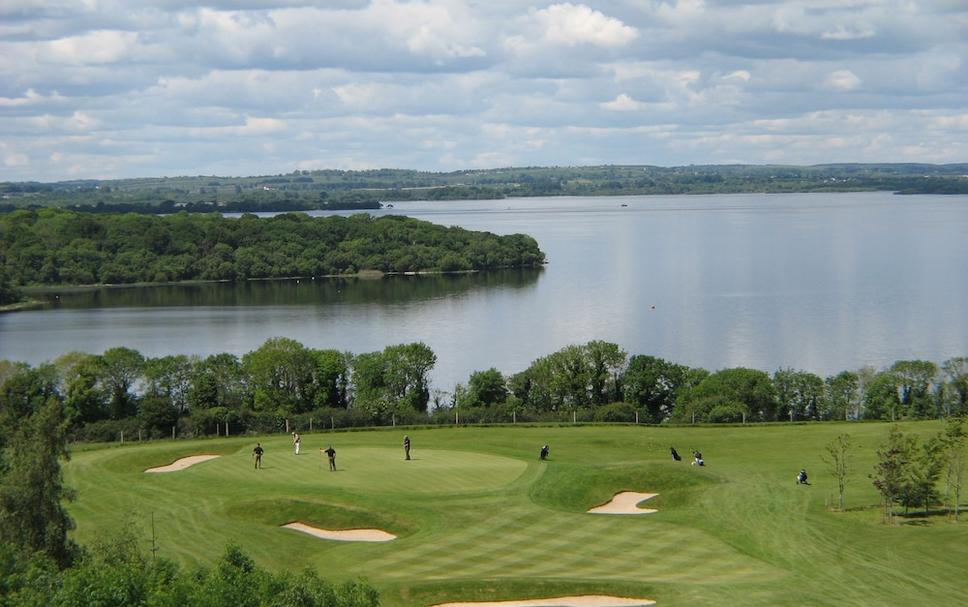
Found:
[2,163,966,214]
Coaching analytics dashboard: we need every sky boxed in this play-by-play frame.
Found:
[1,0,966,182]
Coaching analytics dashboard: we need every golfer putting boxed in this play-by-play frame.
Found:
[323,445,336,471]
[403,435,411,460]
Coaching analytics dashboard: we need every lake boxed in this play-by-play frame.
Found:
[2,191,967,393]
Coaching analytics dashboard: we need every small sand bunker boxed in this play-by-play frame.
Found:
[587,492,658,515]
[429,595,655,607]
[144,455,220,473]
[282,522,396,542]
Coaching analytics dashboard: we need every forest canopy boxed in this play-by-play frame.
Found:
[0,209,545,287]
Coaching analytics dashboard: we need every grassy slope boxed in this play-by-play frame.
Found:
[64,423,968,607]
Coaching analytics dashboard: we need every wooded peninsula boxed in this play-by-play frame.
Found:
[2,163,966,215]
[0,210,545,296]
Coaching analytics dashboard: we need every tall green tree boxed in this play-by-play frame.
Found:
[242,338,318,413]
[96,347,145,419]
[825,370,860,421]
[622,355,689,422]
[463,368,508,407]
[890,360,939,418]
[871,425,915,525]
[584,340,626,405]
[939,416,966,520]
[940,357,968,417]
[0,399,78,568]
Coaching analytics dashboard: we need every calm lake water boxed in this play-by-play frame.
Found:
[2,192,967,393]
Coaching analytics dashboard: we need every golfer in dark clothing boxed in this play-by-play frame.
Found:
[403,435,411,460]
[324,445,336,471]
[253,443,264,469]
[539,445,550,460]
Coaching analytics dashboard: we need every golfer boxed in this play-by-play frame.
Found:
[403,435,411,460]
[292,432,301,455]
[253,443,264,469]
[324,445,336,471]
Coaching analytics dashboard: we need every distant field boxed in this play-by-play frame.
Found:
[65,423,968,607]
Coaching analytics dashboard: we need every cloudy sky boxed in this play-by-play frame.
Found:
[1,1,966,181]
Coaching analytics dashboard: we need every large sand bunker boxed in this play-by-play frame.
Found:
[144,455,220,473]
[586,492,658,515]
[429,595,655,606]
[282,522,396,542]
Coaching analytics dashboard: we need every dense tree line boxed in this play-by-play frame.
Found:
[3,340,967,447]
[0,209,545,287]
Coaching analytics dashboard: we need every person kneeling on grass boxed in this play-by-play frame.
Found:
[539,444,550,460]
[797,469,809,485]
[691,450,704,466]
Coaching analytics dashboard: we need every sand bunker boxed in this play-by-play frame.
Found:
[586,492,658,515]
[282,522,396,542]
[144,455,220,473]
[429,595,655,607]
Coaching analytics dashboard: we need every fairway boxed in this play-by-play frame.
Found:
[65,423,968,606]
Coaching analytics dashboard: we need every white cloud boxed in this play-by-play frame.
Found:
[600,93,641,111]
[825,69,861,91]
[535,3,638,47]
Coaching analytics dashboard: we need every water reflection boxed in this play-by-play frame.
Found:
[38,269,543,309]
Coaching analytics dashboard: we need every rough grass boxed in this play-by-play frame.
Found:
[64,422,968,606]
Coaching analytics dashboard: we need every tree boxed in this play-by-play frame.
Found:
[773,368,825,421]
[940,357,968,417]
[584,340,626,405]
[463,368,508,407]
[678,368,776,422]
[903,436,943,515]
[187,353,244,412]
[823,434,851,511]
[142,355,193,415]
[242,338,317,413]
[825,370,860,421]
[939,416,966,520]
[622,355,688,422]
[871,425,915,524]
[381,342,436,413]
[0,399,78,567]
[863,371,901,421]
[96,347,145,420]
[311,349,352,409]
[890,360,939,419]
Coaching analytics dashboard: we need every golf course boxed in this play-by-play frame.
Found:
[65,422,968,607]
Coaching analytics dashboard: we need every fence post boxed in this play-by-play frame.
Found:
[635,411,639,424]
[138,429,142,442]
[310,417,313,431]
[392,414,396,427]
[513,410,516,424]
[120,431,124,444]
[225,421,229,436]
[331,416,334,430]
[573,410,576,424]
[171,426,176,440]
[285,418,290,433]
